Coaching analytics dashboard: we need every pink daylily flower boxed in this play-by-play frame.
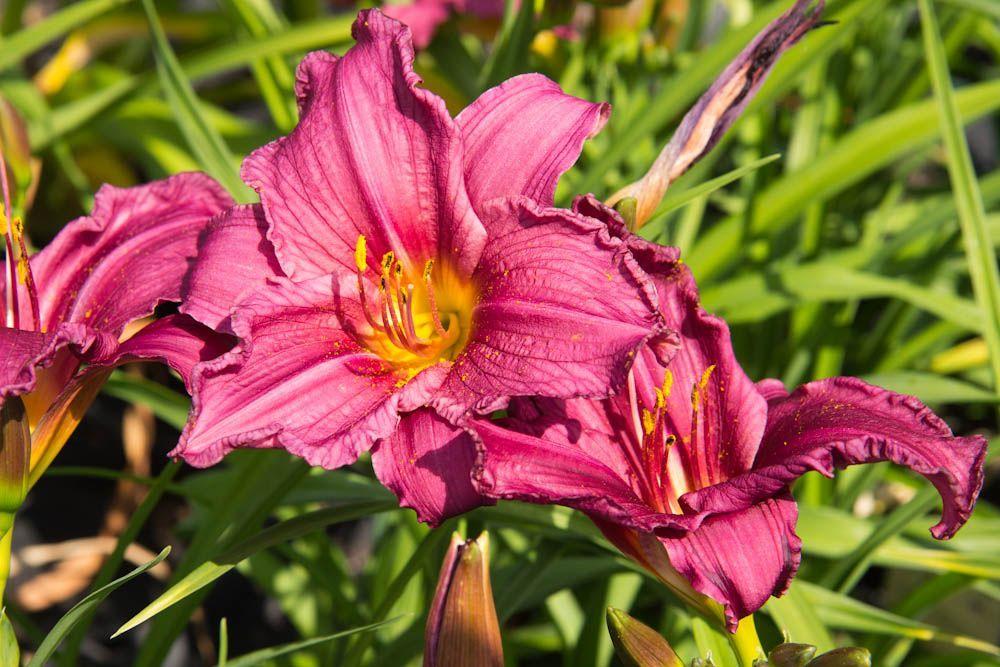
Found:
[474,199,988,629]
[383,0,505,49]
[1,171,234,478]
[173,10,665,525]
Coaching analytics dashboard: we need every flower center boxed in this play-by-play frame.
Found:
[624,365,715,515]
[353,235,475,376]
[1,149,39,333]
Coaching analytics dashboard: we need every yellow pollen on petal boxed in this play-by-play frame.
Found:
[354,235,368,273]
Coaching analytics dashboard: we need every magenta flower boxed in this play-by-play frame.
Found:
[383,0,504,49]
[173,10,664,525]
[0,171,233,478]
[474,199,988,628]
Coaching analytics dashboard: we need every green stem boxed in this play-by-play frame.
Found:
[0,526,13,603]
[728,614,764,667]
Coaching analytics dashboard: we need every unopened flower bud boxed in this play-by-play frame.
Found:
[806,647,871,667]
[606,607,684,667]
[768,642,817,667]
[424,532,503,667]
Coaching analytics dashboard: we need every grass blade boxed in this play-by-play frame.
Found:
[27,547,171,667]
[139,0,249,199]
[0,0,131,71]
[919,0,1000,399]
[218,618,406,667]
[113,500,395,638]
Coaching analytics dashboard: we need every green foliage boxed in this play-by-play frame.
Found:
[0,0,996,665]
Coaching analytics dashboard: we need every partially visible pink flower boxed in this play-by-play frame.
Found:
[384,0,505,49]
[0,170,234,479]
[174,10,664,526]
[474,199,988,629]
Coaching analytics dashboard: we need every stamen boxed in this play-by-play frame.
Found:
[402,283,427,344]
[422,260,449,339]
[354,235,381,330]
[1,150,19,330]
[13,218,39,330]
[379,279,407,350]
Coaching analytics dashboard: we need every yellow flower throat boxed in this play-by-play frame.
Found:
[354,235,476,377]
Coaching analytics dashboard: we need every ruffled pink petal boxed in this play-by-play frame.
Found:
[181,204,284,332]
[30,173,232,337]
[473,419,699,533]
[95,314,234,390]
[371,407,490,525]
[242,10,487,281]
[660,494,801,630]
[382,0,451,49]
[173,274,429,469]
[456,74,609,209]
[0,325,98,402]
[682,377,987,540]
[434,197,662,418]
[506,396,634,482]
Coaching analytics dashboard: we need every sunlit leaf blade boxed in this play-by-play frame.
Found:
[139,0,249,199]
[764,585,835,653]
[114,500,396,638]
[688,79,1000,279]
[0,0,131,71]
[795,580,1000,656]
[27,547,171,667]
[919,0,1000,398]
[217,618,406,667]
[642,154,782,235]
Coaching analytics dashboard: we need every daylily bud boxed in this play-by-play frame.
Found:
[806,648,871,667]
[606,607,684,667]
[424,532,503,667]
[768,642,817,667]
[0,396,30,538]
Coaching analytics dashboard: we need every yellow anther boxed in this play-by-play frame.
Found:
[381,251,395,276]
[642,410,656,436]
[698,365,715,391]
[354,235,368,273]
[660,370,673,404]
[394,262,402,280]
[691,365,716,412]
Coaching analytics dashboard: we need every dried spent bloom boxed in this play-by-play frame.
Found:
[607,0,826,229]
[474,198,987,630]
[425,532,503,667]
[175,10,664,525]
